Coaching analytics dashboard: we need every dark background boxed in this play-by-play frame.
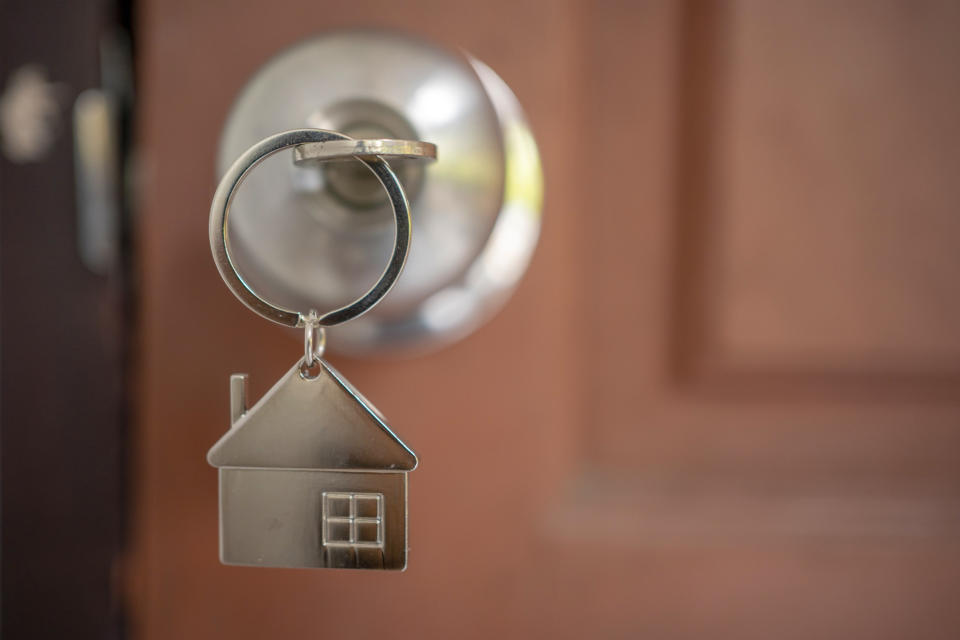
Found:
[1,1,132,637]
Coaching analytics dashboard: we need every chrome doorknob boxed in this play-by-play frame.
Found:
[217,29,542,354]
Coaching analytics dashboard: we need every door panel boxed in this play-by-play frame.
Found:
[686,0,960,378]
[131,1,960,638]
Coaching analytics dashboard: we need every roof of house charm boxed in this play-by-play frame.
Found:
[207,360,417,570]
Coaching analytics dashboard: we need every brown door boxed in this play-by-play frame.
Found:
[130,1,960,638]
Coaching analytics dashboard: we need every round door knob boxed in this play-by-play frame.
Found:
[218,29,542,354]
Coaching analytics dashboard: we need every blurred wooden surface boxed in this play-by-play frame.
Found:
[130,0,960,638]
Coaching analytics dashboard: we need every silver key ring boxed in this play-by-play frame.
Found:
[209,129,436,328]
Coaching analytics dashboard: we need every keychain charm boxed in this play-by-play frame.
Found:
[206,129,433,570]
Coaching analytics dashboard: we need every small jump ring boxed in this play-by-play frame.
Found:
[209,128,433,328]
[303,313,326,366]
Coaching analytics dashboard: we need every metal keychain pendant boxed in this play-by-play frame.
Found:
[206,129,430,570]
[207,350,417,570]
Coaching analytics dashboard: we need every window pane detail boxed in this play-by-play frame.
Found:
[322,492,384,549]
[355,496,380,519]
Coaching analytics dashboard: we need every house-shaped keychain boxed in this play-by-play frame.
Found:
[207,360,417,570]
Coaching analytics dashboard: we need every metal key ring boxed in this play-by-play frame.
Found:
[209,128,433,328]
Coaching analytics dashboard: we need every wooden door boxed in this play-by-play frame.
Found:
[130,1,960,638]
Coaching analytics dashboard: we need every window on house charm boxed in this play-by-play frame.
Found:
[321,492,384,548]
